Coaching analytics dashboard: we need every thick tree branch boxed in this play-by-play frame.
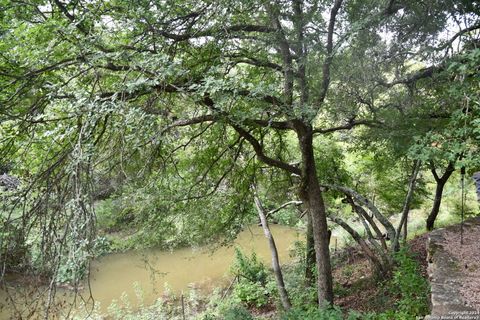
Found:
[233,125,301,175]
[253,187,292,310]
[229,56,284,73]
[248,119,292,130]
[378,66,442,88]
[394,160,421,250]
[159,114,217,136]
[153,24,275,42]
[429,161,440,182]
[434,23,480,51]
[344,195,387,251]
[329,214,387,273]
[265,3,294,107]
[430,160,455,183]
[312,119,378,135]
[317,0,344,106]
[323,183,396,247]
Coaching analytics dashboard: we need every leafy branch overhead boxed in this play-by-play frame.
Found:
[0,0,479,315]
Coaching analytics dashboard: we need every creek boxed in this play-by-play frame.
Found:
[0,225,302,318]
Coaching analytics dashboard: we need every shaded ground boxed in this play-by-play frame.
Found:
[409,232,429,279]
[443,222,480,310]
[334,233,430,313]
[428,218,480,315]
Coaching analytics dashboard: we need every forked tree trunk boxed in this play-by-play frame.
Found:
[426,161,455,231]
[330,216,387,275]
[253,193,292,311]
[345,196,388,251]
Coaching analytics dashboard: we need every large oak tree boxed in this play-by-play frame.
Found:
[1,0,479,310]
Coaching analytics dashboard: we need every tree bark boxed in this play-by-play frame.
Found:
[325,184,396,250]
[345,196,388,251]
[330,216,387,274]
[305,212,316,291]
[426,161,455,231]
[253,192,292,311]
[394,160,421,250]
[296,124,333,305]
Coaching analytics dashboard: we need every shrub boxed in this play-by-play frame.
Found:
[230,248,274,307]
[221,305,254,320]
[233,281,269,307]
[281,305,361,320]
[390,247,430,316]
[231,248,268,284]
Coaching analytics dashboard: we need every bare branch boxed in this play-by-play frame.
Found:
[266,200,303,219]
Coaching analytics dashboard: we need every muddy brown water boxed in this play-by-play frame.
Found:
[0,225,303,318]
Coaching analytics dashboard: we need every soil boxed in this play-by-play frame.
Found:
[333,233,430,313]
[408,232,429,279]
[333,249,380,313]
[441,222,480,310]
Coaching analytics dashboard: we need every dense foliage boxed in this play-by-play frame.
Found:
[0,0,479,318]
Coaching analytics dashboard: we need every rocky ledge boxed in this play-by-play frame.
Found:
[426,217,480,320]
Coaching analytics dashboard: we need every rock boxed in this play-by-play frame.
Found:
[426,218,480,319]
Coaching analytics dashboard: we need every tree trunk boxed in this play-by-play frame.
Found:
[426,161,454,231]
[254,193,292,311]
[296,124,333,305]
[426,180,448,231]
[394,160,421,250]
[305,212,316,291]
[330,216,387,275]
[346,196,388,251]
[325,184,396,248]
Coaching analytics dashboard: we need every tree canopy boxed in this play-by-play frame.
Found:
[0,0,479,313]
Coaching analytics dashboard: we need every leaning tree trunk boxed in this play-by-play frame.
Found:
[426,161,455,231]
[325,184,396,251]
[394,160,421,251]
[297,125,333,305]
[330,216,387,275]
[253,192,292,311]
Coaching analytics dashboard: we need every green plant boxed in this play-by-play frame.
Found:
[342,264,355,278]
[233,280,269,307]
[390,247,430,316]
[0,215,28,271]
[281,305,358,320]
[230,248,274,307]
[221,305,254,320]
[231,248,268,284]
[93,235,113,256]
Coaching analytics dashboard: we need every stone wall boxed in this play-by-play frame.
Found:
[426,218,480,320]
